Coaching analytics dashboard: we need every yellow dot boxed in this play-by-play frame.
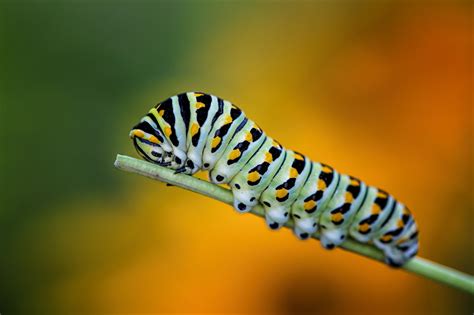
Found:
[245,132,253,142]
[380,235,392,242]
[377,191,388,198]
[164,126,172,137]
[332,212,343,222]
[397,219,404,228]
[224,115,233,124]
[159,109,165,116]
[294,153,304,160]
[190,123,199,137]
[229,149,241,160]
[264,152,273,163]
[132,130,145,138]
[359,223,370,232]
[148,135,161,144]
[371,204,382,215]
[194,92,204,97]
[247,171,260,182]
[211,137,221,149]
[304,200,316,211]
[290,167,298,178]
[345,191,354,203]
[350,179,360,186]
[276,189,288,199]
[317,179,326,190]
[321,165,332,173]
[195,102,205,109]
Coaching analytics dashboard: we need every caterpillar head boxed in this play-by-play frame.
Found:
[129,117,172,165]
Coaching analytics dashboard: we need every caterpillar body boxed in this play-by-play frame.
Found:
[130,92,419,267]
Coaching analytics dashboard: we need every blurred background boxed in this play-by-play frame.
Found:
[0,1,472,314]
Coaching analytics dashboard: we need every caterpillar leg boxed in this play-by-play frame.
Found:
[229,138,285,213]
[260,151,311,230]
[319,175,367,249]
[372,203,419,266]
[291,163,340,240]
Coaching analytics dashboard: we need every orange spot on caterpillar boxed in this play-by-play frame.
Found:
[317,179,327,190]
[190,123,199,137]
[290,167,298,178]
[229,149,241,160]
[331,212,344,223]
[132,130,145,138]
[304,200,316,211]
[371,204,382,215]
[359,223,370,233]
[164,126,172,137]
[211,136,221,149]
[148,135,161,144]
[247,171,260,182]
[276,189,288,199]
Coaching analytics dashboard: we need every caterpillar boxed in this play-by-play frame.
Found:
[129,92,419,267]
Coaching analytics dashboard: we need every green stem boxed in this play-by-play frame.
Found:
[114,154,474,295]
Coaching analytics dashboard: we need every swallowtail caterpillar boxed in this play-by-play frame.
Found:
[129,92,419,267]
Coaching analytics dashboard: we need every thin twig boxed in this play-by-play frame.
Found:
[114,154,474,295]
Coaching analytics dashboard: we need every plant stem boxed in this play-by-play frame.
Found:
[114,154,474,295]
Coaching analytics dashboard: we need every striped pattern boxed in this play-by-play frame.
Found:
[129,92,419,267]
